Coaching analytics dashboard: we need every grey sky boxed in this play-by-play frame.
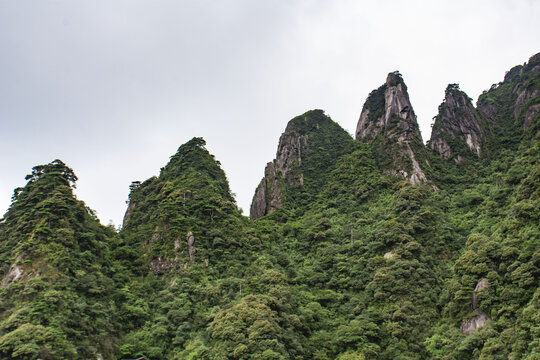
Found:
[1,0,539,226]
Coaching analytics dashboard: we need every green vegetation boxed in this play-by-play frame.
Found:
[0,55,538,359]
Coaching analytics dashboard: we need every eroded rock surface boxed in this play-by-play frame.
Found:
[251,110,351,219]
[187,231,195,262]
[461,312,489,335]
[461,278,490,334]
[150,257,178,274]
[1,256,24,287]
[122,201,135,229]
[356,72,428,184]
[429,84,484,162]
[250,162,283,220]
[477,52,540,137]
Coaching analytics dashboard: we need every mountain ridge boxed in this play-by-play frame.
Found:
[0,51,538,360]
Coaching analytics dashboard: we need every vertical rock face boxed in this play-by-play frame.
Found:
[461,279,490,334]
[250,162,283,220]
[250,115,312,219]
[250,110,353,219]
[513,53,540,131]
[429,84,484,162]
[122,201,135,229]
[356,72,428,185]
[477,52,540,137]
[187,231,195,262]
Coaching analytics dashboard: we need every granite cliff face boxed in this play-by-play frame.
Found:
[356,72,428,185]
[512,53,540,132]
[477,52,540,138]
[250,110,353,219]
[250,120,308,219]
[429,84,484,163]
[250,161,284,220]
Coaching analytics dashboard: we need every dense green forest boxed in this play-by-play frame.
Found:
[0,53,538,359]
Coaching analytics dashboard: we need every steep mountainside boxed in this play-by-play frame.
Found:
[429,84,485,163]
[0,160,118,359]
[120,137,245,274]
[356,72,429,185]
[0,52,538,360]
[474,53,540,159]
[251,110,354,219]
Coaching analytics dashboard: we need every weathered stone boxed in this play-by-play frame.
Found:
[122,201,136,229]
[356,72,428,185]
[250,162,283,220]
[461,311,489,335]
[515,88,540,129]
[1,256,24,287]
[523,103,540,130]
[187,231,195,262]
[429,85,484,161]
[149,257,177,274]
[478,52,540,136]
[461,278,490,334]
[472,278,489,309]
[250,114,312,219]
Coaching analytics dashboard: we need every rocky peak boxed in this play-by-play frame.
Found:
[477,52,540,139]
[250,119,309,220]
[356,72,428,185]
[250,110,353,219]
[429,84,484,162]
[356,72,417,142]
[250,161,283,220]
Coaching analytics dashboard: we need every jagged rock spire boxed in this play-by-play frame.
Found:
[250,110,353,219]
[356,72,428,185]
[250,162,284,220]
[429,84,484,163]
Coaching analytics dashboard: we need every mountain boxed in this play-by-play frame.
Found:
[356,72,429,185]
[120,137,245,274]
[250,110,354,219]
[0,160,118,359]
[0,52,538,360]
[429,84,485,163]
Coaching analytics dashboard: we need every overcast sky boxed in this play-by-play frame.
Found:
[1,0,539,226]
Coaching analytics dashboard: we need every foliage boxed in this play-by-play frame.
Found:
[0,54,539,359]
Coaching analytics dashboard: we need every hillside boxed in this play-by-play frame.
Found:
[0,52,538,360]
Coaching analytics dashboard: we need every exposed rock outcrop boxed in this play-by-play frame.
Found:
[250,120,309,219]
[1,256,24,287]
[251,110,353,219]
[250,162,283,220]
[477,52,540,137]
[187,231,195,262]
[356,72,428,184]
[461,278,490,334]
[429,84,484,162]
[513,53,540,130]
[122,201,135,229]
[150,257,178,274]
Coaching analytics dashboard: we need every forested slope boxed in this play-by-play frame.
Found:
[0,53,538,360]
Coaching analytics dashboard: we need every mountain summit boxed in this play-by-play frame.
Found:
[250,110,353,219]
[356,72,428,185]
[429,84,484,163]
